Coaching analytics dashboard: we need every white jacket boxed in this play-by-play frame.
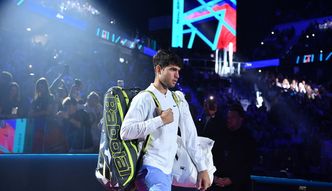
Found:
[120,84,207,174]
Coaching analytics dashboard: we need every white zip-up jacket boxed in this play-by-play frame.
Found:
[120,84,207,174]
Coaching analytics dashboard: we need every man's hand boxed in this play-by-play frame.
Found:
[197,170,211,191]
[156,108,173,124]
[214,176,232,187]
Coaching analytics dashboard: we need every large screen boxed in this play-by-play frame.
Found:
[172,0,236,51]
[0,118,27,153]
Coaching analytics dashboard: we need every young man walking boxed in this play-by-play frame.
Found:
[120,49,211,191]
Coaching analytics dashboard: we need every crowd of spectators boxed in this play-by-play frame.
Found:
[178,63,332,182]
[0,27,153,153]
[1,0,332,182]
[1,38,332,182]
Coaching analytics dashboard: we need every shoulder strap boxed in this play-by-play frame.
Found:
[171,91,182,136]
[120,88,130,105]
[140,90,181,150]
[143,90,180,107]
[140,90,161,153]
[143,90,161,108]
[171,91,180,107]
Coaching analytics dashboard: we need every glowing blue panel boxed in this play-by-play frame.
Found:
[172,0,237,51]
[243,59,280,69]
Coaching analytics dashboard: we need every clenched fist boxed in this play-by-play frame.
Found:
[156,108,173,125]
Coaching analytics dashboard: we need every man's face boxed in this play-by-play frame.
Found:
[158,64,180,88]
[227,111,243,131]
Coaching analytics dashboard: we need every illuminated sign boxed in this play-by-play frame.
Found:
[244,59,280,69]
[296,51,332,64]
[96,28,157,57]
[96,28,143,50]
[172,0,236,51]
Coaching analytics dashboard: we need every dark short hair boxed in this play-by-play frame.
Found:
[152,49,182,69]
[229,104,245,118]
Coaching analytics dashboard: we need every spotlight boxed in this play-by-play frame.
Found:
[119,57,125,63]
[209,96,214,100]
[320,50,323,53]
[129,42,135,49]
[312,33,315,37]
[271,31,274,35]
[260,42,264,45]
[28,64,32,68]
[26,28,31,32]
[56,13,64,19]
[258,70,262,73]
[306,35,309,38]
[110,19,116,24]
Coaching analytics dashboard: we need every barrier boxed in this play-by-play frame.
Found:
[0,154,104,191]
[251,175,332,191]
